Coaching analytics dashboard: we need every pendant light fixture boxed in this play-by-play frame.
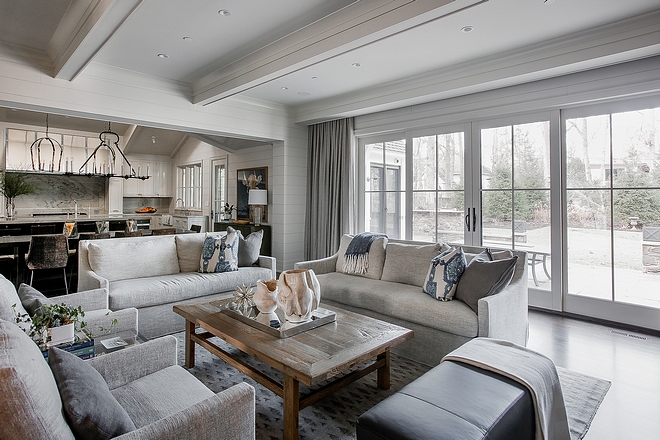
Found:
[30,114,63,172]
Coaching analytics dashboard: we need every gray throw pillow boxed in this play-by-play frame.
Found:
[48,347,136,440]
[227,226,263,266]
[454,256,519,313]
[17,283,52,315]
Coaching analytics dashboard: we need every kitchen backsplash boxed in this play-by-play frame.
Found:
[12,174,106,217]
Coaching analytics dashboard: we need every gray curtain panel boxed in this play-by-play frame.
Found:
[305,118,354,260]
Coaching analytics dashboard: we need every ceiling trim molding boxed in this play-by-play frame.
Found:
[293,8,660,124]
[192,0,485,105]
[49,0,143,81]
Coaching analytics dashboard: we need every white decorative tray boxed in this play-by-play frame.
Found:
[221,304,336,338]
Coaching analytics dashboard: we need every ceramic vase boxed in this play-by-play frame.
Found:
[276,269,321,323]
[254,279,279,326]
[46,323,75,347]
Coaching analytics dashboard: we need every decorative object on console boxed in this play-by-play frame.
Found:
[0,171,38,220]
[248,188,267,226]
[237,167,267,221]
[276,269,321,323]
[254,279,278,326]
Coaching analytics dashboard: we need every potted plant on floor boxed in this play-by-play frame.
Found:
[14,302,87,347]
[0,171,38,220]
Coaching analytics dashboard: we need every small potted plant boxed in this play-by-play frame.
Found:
[0,171,38,220]
[222,203,236,221]
[14,302,87,347]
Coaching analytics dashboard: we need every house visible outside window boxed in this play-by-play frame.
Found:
[178,163,202,209]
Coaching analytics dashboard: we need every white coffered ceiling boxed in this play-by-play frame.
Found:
[1,0,659,152]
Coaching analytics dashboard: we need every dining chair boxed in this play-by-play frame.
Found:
[152,228,176,235]
[114,230,143,238]
[25,234,69,294]
[190,224,202,233]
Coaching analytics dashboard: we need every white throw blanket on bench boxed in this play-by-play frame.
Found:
[442,338,570,440]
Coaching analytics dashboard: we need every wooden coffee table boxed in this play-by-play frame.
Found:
[173,298,413,440]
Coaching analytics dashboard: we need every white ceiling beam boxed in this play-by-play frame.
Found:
[122,124,140,154]
[170,135,189,159]
[48,0,143,81]
[192,0,487,106]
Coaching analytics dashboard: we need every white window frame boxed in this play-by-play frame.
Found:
[177,163,202,210]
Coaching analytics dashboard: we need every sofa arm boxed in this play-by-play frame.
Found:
[115,382,255,440]
[257,255,277,279]
[477,251,529,346]
[294,254,338,274]
[84,307,139,339]
[88,335,178,390]
[51,288,109,311]
[77,241,109,292]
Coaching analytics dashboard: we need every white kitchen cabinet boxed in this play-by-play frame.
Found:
[106,177,124,214]
[172,215,206,232]
[154,161,172,197]
[123,159,159,196]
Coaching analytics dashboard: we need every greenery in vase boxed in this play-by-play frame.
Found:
[0,171,38,199]
[13,302,87,345]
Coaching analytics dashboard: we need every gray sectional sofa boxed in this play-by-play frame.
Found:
[78,232,276,339]
[295,236,528,366]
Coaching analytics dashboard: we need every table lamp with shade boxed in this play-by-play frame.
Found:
[248,189,267,226]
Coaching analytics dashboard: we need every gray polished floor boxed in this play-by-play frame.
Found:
[527,309,660,440]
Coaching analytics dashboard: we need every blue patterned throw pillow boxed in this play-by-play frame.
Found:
[199,231,239,273]
[423,247,467,301]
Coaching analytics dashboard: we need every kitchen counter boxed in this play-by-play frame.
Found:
[0,214,157,225]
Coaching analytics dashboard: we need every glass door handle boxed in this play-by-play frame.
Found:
[465,208,477,232]
[465,209,471,232]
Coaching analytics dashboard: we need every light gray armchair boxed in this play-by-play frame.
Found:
[0,273,138,339]
[0,319,256,440]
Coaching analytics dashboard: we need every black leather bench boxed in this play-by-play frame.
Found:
[357,360,535,440]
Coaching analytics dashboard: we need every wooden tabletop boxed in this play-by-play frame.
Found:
[173,298,413,387]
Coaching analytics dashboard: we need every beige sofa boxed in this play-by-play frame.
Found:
[78,233,276,339]
[295,237,528,366]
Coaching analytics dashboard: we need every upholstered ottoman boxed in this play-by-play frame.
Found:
[356,360,535,440]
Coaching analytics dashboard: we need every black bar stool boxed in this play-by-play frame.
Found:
[25,234,70,294]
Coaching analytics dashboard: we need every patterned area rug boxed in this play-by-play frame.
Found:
[174,333,609,440]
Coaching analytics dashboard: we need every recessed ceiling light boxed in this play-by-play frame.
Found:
[157,53,169,59]
[351,63,361,68]
[182,36,193,41]
[311,76,318,80]
[544,0,556,4]
[281,87,289,90]
[218,9,231,16]
[297,92,311,96]
[461,25,474,33]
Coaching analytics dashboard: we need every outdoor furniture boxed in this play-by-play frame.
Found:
[26,234,69,294]
[0,319,256,440]
[174,298,413,440]
[528,250,551,287]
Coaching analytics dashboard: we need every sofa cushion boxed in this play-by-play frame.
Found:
[18,283,52,315]
[423,247,467,301]
[382,242,443,287]
[88,237,180,282]
[0,319,76,440]
[175,232,225,273]
[108,267,273,310]
[112,365,214,428]
[455,256,519,313]
[200,232,239,273]
[335,234,388,280]
[48,347,136,440]
[318,273,478,338]
[228,226,263,266]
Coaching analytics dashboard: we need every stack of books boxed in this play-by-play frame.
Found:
[41,331,95,361]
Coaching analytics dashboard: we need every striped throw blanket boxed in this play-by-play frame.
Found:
[342,232,386,275]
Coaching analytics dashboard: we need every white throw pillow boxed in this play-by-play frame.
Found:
[199,231,239,273]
